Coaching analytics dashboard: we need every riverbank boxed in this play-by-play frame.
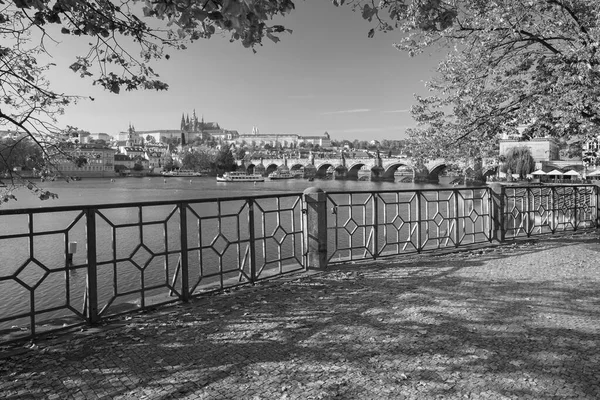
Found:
[2,230,599,399]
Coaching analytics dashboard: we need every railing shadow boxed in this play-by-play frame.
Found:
[3,233,599,399]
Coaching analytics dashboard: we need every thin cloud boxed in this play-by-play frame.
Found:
[381,109,410,114]
[320,108,371,115]
[333,125,413,134]
[287,94,315,99]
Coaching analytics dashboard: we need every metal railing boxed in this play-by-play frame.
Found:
[0,194,304,344]
[325,187,494,263]
[0,184,597,344]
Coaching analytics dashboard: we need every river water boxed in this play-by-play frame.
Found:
[2,175,452,209]
[1,176,462,333]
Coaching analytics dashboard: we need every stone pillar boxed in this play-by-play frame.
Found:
[487,183,505,242]
[303,187,328,269]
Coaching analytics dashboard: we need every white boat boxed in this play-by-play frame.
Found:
[163,169,202,177]
[216,171,264,182]
[268,171,295,180]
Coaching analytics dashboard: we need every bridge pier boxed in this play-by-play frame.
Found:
[334,166,348,180]
[370,166,385,181]
[413,168,431,183]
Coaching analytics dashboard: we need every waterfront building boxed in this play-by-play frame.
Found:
[121,146,146,159]
[145,151,163,172]
[53,144,117,178]
[114,153,149,171]
[499,136,560,162]
[0,130,24,139]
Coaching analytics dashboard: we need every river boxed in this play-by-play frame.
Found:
[2,175,455,209]
[1,176,463,334]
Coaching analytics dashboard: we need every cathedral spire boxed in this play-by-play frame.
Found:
[192,109,198,132]
[180,113,186,131]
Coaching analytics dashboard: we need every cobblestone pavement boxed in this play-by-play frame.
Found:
[2,231,600,399]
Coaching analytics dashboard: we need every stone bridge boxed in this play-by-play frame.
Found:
[237,155,452,182]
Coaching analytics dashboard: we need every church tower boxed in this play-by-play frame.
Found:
[192,109,199,132]
[126,123,140,147]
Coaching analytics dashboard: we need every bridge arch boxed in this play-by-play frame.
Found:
[265,163,281,175]
[427,163,447,182]
[314,162,337,178]
[346,162,368,180]
[381,162,412,181]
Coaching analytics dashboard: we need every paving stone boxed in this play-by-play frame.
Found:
[1,232,600,399]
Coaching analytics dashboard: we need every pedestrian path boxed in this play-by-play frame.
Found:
[1,231,600,399]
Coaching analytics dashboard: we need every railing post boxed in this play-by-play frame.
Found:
[487,187,493,242]
[372,194,379,259]
[178,203,190,302]
[416,191,422,253]
[85,208,99,324]
[247,198,257,282]
[525,188,531,237]
[453,189,460,247]
[595,185,599,228]
[573,187,578,231]
[550,187,556,233]
[303,187,328,269]
[487,184,505,242]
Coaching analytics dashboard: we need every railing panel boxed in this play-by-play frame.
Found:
[185,194,304,295]
[93,204,182,318]
[327,188,493,264]
[376,191,419,257]
[0,185,596,344]
[0,209,88,342]
[502,185,595,240]
[326,192,376,262]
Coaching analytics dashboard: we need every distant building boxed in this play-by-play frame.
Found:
[119,111,230,144]
[88,132,113,143]
[499,137,560,162]
[121,147,145,159]
[0,130,24,139]
[236,127,331,148]
[54,144,117,178]
[114,154,149,172]
[117,124,143,147]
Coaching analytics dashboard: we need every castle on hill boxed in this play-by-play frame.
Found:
[116,110,331,148]
[117,110,238,144]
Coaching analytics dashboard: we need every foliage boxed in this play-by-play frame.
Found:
[558,137,584,160]
[335,0,600,159]
[214,147,236,173]
[235,147,246,160]
[0,136,42,172]
[163,156,175,171]
[501,147,536,179]
[181,150,213,171]
[1,0,298,203]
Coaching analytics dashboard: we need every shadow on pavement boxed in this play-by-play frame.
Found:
[1,232,600,399]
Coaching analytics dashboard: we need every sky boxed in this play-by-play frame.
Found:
[44,0,443,142]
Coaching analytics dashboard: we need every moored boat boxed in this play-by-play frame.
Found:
[268,171,295,180]
[216,171,264,182]
[163,169,202,177]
